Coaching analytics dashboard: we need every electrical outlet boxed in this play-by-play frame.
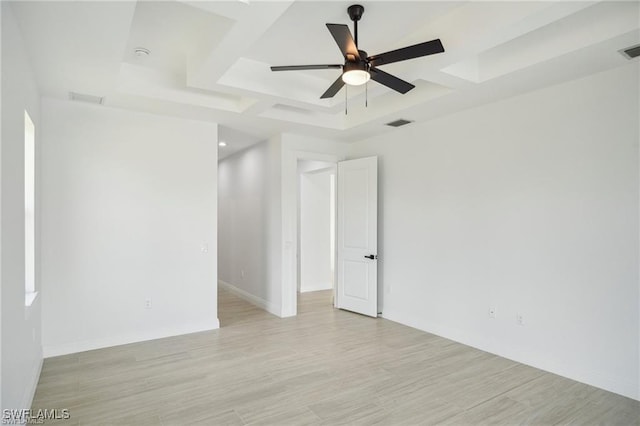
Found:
[201,243,209,253]
[241,270,245,280]
[489,307,496,318]
[145,298,152,309]
[516,313,524,326]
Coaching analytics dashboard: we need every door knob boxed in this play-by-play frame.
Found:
[364,254,377,259]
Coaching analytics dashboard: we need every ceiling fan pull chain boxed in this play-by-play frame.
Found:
[345,84,348,115]
[366,80,368,108]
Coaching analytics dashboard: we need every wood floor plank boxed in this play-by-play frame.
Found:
[31,287,639,425]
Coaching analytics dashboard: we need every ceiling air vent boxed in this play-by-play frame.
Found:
[386,119,413,128]
[620,44,640,60]
[272,104,313,115]
[69,92,104,105]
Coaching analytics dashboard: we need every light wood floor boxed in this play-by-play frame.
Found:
[33,288,639,425]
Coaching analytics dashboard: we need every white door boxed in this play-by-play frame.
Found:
[336,156,378,317]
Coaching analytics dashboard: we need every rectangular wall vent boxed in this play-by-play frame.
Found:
[620,44,640,59]
[69,92,104,105]
[386,119,413,128]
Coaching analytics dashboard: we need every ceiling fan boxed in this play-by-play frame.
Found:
[270,4,445,99]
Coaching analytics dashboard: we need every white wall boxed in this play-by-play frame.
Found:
[300,167,334,293]
[348,63,639,400]
[40,99,219,357]
[218,136,282,316]
[1,1,3,410]
[1,2,43,413]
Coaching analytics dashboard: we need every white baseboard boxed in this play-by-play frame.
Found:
[219,280,281,317]
[43,320,220,358]
[20,351,43,415]
[382,309,639,401]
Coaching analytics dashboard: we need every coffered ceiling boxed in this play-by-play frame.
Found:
[9,1,640,157]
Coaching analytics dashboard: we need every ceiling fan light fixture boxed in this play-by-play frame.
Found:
[342,69,370,86]
[342,61,370,86]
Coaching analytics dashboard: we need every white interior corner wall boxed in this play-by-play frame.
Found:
[347,63,640,400]
[1,1,43,414]
[218,136,282,317]
[40,98,219,357]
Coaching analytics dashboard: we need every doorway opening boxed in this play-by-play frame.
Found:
[297,160,337,311]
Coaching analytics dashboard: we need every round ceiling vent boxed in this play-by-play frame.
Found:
[134,47,150,58]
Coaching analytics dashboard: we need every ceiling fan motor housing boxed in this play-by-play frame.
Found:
[343,60,369,74]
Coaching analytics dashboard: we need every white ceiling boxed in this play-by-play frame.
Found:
[9,0,640,156]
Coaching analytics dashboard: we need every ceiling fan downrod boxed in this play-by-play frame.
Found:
[347,4,364,47]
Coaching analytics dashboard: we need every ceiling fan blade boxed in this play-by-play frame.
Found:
[368,39,444,67]
[271,64,343,71]
[320,75,346,99]
[326,24,360,61]
[369,68,415,94]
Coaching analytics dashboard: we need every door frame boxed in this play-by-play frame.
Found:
[280,150,343,318]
